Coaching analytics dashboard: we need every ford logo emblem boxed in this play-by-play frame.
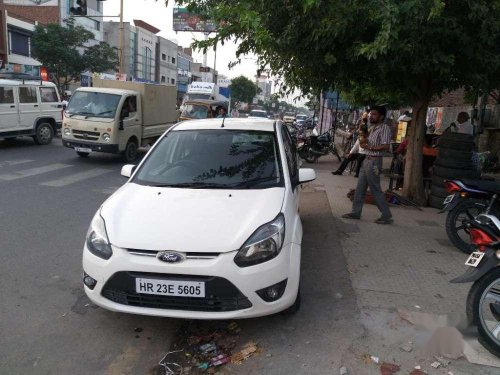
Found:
[157,251,185,263]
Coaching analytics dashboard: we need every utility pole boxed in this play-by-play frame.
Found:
[118,0,124,76]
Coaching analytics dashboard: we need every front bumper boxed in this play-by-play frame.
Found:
[83,242,301,319]
[62,139,119,153]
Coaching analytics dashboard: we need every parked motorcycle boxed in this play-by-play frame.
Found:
[451,213,500,356]
[442,179,500,253]
[298,128,341,163]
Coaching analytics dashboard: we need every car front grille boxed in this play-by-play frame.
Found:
[73,130,100,141]
[101,272,252,312]
[126,249,220,260]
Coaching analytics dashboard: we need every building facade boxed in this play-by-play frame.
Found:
[156,36,177,85]
[60,0,103,45]
[177,46,192,101]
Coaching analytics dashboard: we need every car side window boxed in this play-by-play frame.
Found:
[0,87,14,104]
[39,87,59,102]
[281,125,298,181]
[19,87,38,103]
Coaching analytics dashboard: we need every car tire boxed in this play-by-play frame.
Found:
[438,138,475,151]
[431,175,447,187]
[429,194,445,209]
[122,139,138,163]
[435,158,475,170]
[438,148,473,161]
[76,151,90,158]
[433,165,481,179]
[33,122,54,145]
[281,289,301,315]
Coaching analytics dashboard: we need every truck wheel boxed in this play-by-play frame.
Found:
[76,151,89,158]
[122,139,138,162]
[33,123,53,145]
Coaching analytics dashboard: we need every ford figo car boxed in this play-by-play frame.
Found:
[82,118,316,319]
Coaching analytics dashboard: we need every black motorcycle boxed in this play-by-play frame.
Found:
[442,179,500,253]
[298,129,341,163]
[451,213,500,356]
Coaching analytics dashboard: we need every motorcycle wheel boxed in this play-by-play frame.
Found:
[300,148,318,164]
[445,199,487,254]
[467,267,500,357]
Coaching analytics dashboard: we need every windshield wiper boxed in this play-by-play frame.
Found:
[231,176,279,188]
[97,110,113,115]
[147,182,228,189]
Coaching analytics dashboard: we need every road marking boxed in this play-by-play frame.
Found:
[0,163,72,181]
[40,168,112,187]
[0,159,34,168]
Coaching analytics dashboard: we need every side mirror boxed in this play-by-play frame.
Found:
[120,111,129,119]
[121,164,136,178]
[299,168,316,184]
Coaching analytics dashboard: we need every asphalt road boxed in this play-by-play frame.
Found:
[0,137,358,375]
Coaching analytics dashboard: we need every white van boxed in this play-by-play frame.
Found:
[0,75,62,145]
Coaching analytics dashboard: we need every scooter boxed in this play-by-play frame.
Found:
[442,179,500,253]
[451,213,500,357]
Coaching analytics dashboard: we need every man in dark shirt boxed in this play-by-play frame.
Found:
[342,105,393,224]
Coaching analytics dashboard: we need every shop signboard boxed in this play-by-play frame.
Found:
[173,7,217,33]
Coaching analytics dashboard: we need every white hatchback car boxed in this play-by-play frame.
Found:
[82,118,316,319]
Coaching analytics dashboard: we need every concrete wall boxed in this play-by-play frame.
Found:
[157,36,177,85]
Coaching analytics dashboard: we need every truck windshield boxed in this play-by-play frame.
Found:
[133,130,283,189]
[181,104,209,119]
[66,91,121,118]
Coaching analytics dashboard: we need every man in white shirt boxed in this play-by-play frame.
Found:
[456,112,474,135]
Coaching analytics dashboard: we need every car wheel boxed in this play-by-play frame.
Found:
[122,139,138,163]
[433,165,481,179]
[76,151,90,158]
[33,122,53,145]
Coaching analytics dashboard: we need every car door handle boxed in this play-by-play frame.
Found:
[34,105,39,107]
[10,105,15,108]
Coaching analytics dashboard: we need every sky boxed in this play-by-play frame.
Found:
[102,0,305,105]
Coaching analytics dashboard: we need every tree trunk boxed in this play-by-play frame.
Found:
[402,96,430,205]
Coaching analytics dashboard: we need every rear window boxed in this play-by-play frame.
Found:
[249,110,268,118]
[40,87,59,102]
[181,104,209,119]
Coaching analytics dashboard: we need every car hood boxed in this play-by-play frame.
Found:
[101,183,285,253]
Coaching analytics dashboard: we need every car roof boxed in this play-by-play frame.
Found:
[0,79,57,87]
[174,118,277,132]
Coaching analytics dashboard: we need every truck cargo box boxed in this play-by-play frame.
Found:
[93,78,178,126]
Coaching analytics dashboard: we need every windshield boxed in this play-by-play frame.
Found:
[181,104,209,119]
[187,94,211,100]
[133,130,283,189]
[249,110,267,118]
[66,91,121,118]
[285,112,295,117]
[296,115,308,120]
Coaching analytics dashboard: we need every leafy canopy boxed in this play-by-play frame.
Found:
[32,18,118,91]
[229,75,260,104]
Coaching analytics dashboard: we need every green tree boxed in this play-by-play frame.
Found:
[229,75,260,104]
[32,19,118,93]
[181,0,500,204]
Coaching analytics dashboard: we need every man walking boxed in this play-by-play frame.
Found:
[342,105,393,224]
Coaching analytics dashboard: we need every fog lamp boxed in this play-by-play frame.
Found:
[83,272,97,290]
[256,279,287,302]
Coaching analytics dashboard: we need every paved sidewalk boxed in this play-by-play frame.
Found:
[309,156,500,375]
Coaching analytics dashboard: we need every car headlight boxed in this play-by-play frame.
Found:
[86,212,113,259]
[63,128,71,136]
[102,133,110,143]
[234,214,285,267]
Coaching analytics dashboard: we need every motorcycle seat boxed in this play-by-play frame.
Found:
[461,179,500,193]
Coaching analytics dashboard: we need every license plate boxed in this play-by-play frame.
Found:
[75,147,92,153]
[465,251,485,267]
[135,278,205,297]
[444,194,455,205]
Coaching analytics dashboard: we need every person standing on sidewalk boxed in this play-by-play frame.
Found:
[342,105,393,224]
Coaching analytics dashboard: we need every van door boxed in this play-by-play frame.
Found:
[39,86,61,120]
[18,86,41,130]
[119,95,141,146]
[0,86,19,132]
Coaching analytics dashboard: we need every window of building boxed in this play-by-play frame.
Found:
[171,57,176,64]
[19,87,37,103]
[96,0,102,12]
[171,78,175,85]
[0,87,14,104]
[8,28,31,57]
[39,87,59,103]
[161,76,166,83]
[162,53,166,61]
